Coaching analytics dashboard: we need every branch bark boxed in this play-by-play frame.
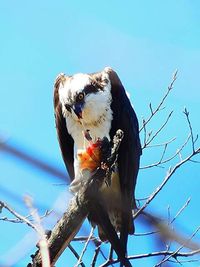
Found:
[28,130,131,267]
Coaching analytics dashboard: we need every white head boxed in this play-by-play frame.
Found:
[58,68,112,125]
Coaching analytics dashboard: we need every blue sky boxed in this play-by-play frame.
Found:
[0,1,200,266]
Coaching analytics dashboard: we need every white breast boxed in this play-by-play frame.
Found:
[65,106,112,149]
[58,70,113,182]
[65,102,113,182]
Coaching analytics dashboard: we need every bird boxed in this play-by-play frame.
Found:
[53,67,141,256]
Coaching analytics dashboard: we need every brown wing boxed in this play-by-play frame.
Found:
[106,68,142,252]
[53,74,75,181]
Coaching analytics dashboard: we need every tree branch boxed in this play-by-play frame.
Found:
[0,200,39,232]
[133,145,200,220]
[99,248,200,267]
[28,130,132,267]
[139,70,177,133]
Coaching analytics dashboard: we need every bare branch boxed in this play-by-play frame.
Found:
[29,130,132,267]
[139,70,178,133]
[170,198,191,224]
[73,236,101,245]
[29,183,89,266]
[142,118,147,147]
[0,200,38,232]
[24,196,50,267]
[183,108,197,153]
[68,244,86,267]
[75,227,94,267]
[140,133,192,169]
[142,111,173,149]
[141,210,200,253]
[99,248,200,266]
[134,145,200,220]
[108,246,114,261]
[189,159,200,164]
[149,103,154,115]
[0,210,52,224]
[146,137,176,148]
[154,226,200,266]
[91,244,101,267]
[134,230,158,237]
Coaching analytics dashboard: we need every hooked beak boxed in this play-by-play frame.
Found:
[73,103,83,119]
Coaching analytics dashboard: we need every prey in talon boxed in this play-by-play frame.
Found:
[70,130,111,193]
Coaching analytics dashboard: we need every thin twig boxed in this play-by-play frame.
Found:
[140,133,192,169]
[142,118,147,147]
[134,230,158,236]
[75,227,94,267]
[99,248,200,266]
[0,200,38,231]
[0,210,52,224]
[167,205,171,224]
[154,226,200,266]
[169,258,200,263]
[73,236,101,245]
[146,137,176,148]
[99,249,108,262]
[189,159,200,163]
[134,146,200,220]
[170,198,191,224]
[108,246,114,261]
[183,108,196,153]
[139,70,178,133]
[24,196,50,267]
[91,245,101,267]
[143,111,173,149]
[68,244,85,267]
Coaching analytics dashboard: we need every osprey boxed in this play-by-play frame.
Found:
[54,67,141,252]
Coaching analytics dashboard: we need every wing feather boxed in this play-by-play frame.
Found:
[107,68,141,251]
[53,74,75,181]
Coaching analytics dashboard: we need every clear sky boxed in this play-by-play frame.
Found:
[0,1,200,266]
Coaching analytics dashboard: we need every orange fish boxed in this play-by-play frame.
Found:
[77,139,102,172]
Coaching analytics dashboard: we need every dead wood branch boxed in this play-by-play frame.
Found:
[25,196,51,267]
[99,248,200,267]
[134,144,200,221]
[28,129,131,267]
[139,70,177,133]
[0,200,39,232]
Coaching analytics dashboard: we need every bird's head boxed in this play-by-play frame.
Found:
[57,68,113,124]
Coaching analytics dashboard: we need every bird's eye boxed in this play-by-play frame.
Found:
[77,92,85,102]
